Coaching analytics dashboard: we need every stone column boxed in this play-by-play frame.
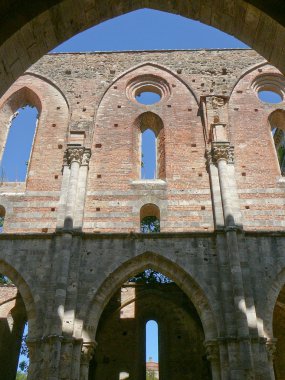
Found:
[204,340,221,380]
[73,148,91,229]
[212,142,255,377]
[64,146,85,229]
[56,157,71,229]
[212,142,235,226]
[266,338,277,380]
[80,341,97,380]
[26,337,43,380]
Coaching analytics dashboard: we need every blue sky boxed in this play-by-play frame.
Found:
[14,8,249,371]
[52,8,248,52]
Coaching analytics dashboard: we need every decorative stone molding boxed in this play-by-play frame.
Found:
[82,148,91,166]
[211,96,227,110]
[63,146,91,167]
[81,341,97,364]
[42,334,64,342]
[204,340,219,362]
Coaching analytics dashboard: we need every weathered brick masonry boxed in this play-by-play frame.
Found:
[1,49,285,379]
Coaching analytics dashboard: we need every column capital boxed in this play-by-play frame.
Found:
[63,146,91,167]
[81,341,97,364]
[204,339,219,362]
[210,142,234,165]
[82,148,91,166]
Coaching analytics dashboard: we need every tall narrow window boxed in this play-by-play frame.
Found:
[0,105,38,181]
[141,129,156,179]
[146,320,159,380]
[269,110,285,175]
[134,112,165,180]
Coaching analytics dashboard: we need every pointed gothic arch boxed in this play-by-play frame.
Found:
[81,251,218,342]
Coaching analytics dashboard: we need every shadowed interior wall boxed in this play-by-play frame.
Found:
[90,283,210,380]
[0,285,27,380]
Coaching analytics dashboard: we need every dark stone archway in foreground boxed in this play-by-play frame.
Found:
[1,0,285,96]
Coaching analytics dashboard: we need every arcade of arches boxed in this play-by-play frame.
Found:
[3,31,285,380]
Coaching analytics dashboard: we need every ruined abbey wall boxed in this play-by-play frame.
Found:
[0,49,285,379]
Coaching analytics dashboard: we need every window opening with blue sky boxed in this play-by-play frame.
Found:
[146,320,159,380]
[141,129,156,179]
[0,106,38,182]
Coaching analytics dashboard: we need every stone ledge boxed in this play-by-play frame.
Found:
[130,179,167,190]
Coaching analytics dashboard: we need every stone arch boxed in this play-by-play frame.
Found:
[229,61,268,97]
[96,62,199,109]
[228,63,285,159]
[1,1,285,98]
[267,109,285,175]
[229,63,285,101]
[0,259,37,336]
[0,73,70,158]
[0,85,41,163]
[81,251,218,342]
[264,267,285,379]
[264,267,285,338]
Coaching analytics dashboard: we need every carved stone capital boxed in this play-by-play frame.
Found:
[81,341,97,364]
[63,146,91,167]
[266,338,277,361]
[210,142,234,165]
[82,148,91,166]
[205,149,213,167]
[204,340,219,362]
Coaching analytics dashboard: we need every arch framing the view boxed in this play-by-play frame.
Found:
[1,0,285,100]
[264,267,285,338]
[80,251,218,343]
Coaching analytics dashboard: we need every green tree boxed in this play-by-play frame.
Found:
[16,371,27,380]
[129,269,172,284]
[18,322,29,373]
[0,273,12,284]
[146,370,158,380]
[140,216,160,233]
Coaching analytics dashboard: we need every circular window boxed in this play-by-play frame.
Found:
[252,74,285,104]
[258,90,282,104]
[126,75,170,105]
[135,91,161,105]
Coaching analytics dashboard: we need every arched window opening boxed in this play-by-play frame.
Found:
[252,74,285,105]
[0,105,38,182]
[0,274,28,379]
[269,110,285,175]
[140,204,160,233]
[134,112,165,180]
[141,129,156,179]
[146,320,159,380]
[0,205,6,233]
